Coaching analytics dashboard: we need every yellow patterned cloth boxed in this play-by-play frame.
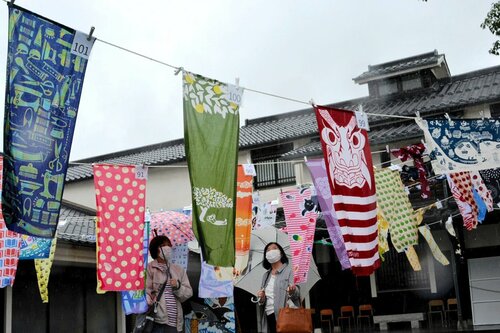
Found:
[405,246,421,271]
[418,226,450,266]
[34,235,57,303]
[414,203,436,226]
[377,210,390,260]
[375,168,419,253]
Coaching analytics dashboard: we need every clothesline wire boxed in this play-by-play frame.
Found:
[2,0,420,121]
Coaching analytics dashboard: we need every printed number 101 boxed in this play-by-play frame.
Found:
[73,42,89,56]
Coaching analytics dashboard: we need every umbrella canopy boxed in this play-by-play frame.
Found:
[235,226,321,300]
[150,211,195,246]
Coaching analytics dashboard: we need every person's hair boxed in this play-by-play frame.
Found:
[262,242,288,270]
[149,235,172,259]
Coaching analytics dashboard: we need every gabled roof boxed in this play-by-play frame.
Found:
[65,63,500,182]
[353,50,449,84]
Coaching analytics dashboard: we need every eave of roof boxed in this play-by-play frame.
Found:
[65,64,500,182]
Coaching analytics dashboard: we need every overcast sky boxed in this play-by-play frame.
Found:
[0,0,498,160]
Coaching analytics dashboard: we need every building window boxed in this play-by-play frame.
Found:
[378,78,399,96]
[402,73,422,91]
[490,103,500,118]
[375,245,430,292]
[251,143,296,189]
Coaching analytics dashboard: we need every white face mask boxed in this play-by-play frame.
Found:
[266,249,282,264]
[159,246,172,261]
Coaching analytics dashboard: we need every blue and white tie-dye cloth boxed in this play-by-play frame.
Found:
[417,118,500,174]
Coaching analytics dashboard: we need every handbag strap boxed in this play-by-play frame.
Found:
[153,263,172,304]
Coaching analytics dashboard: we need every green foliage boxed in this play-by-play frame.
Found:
[481,1,500,55]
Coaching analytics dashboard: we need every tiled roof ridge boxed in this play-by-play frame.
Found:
[61,199,96,216]
[243,96,369,127]
[72,138,185,164]
[447,64,500,83]
[367,50,438,71]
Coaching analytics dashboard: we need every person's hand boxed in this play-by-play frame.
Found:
[170,278,179,289]
[257,289,266,301]
[287,284,296,295]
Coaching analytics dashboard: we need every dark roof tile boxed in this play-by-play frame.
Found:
[66,65,500,182]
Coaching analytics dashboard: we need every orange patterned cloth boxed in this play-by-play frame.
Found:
[234,166,253,276]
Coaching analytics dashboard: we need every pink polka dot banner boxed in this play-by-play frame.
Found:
[94,164,147,291]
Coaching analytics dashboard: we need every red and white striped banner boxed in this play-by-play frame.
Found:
[315,106,380,276]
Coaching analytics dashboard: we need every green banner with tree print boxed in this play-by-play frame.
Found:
[183,72,242,267]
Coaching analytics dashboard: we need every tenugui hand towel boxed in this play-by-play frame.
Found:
[315,105,379,276]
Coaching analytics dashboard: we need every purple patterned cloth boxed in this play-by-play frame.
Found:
[306,159,351,270]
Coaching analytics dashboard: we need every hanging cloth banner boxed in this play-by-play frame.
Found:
[391,143,431,198]
[19,235,52,259]
[0,156,22,288]
[198,260,234,298]
[375,168,419,252]
[479,168,500,204]
[416,118,500,174]
[305,158,350,270]
[34,233,57,303]
[376,210,390,260]
[280,186,318,284]
[183,72,241,267]
[314,106,379,276]
[94,164,147,291]
[234,165,253,276]
[3,5,94,238]
[418,226,449,266]
[121,211,151,315]
[447,172,479,230]
[252,193,278,230]
[470,171,494,212]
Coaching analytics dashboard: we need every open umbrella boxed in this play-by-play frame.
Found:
[150,211,195,245]
[235,226,321,300]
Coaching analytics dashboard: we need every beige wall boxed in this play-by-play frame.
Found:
[64,150,255,211]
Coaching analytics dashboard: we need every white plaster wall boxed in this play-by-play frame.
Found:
[463,103,491,119]
[63,150,255,211]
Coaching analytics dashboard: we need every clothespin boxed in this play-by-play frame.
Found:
[415,111,420,118]
[435,200,443,209]
[87,26,95,41]
[358,104,364,113]
[8,0,15,6]
[309,98,315,107]
[174,67,184,76]
[304,156,308,163]
[235,78,240,87]
[386,145,390,153]
[444,113,451,121]
[479,110,485,121]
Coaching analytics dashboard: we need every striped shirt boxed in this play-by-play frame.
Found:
[158,263,177,328]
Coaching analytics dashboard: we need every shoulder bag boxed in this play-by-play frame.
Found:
[276,296,313,333]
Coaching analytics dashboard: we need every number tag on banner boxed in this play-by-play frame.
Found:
[135,166,148,180]
[355,111,370,131]
[227,84,244,107]
[242,164,256,176]
[71,31,95,59]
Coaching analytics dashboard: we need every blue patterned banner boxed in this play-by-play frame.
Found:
[3,5,93,237]
[417,118,500,174]
[19,235,52,259]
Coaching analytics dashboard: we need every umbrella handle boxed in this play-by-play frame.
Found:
[250,296,261,304]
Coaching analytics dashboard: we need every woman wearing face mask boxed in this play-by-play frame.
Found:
[256,242,300,333]
[146,235,193,333]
